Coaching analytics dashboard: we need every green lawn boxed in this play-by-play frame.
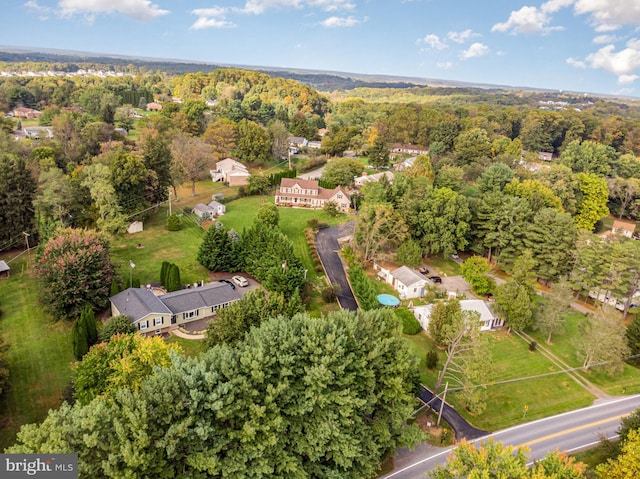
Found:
[165,336,207,358]
[424,256,461,277]
[526,309,640,395]
[0,258,75,449]
[403,329,594,432]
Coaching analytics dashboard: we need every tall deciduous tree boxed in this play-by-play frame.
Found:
[430,439,584,479]
[73,334,181,405]
[142,134,173,203]
[202,118,237,160]
[596,429,640,479]
[578,307,629,375]
[81,163,128,234]
[535,278,573,344]
[268,119,289,160]
[322,157,363,186]
[36,228,114,320]
[431,300,490,414]
[477,162,514,193]
[236,118,272,163]
[418,187,471,257]
[170,133,213,196]
[560,139,616,176]
[110,151,150,216]
[494,280,533,332]
[354,203,408,264]
[575,172,609,231]
[460,256,494,296]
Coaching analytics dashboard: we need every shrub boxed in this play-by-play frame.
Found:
[529,340,537,352]
[395,308,422,335]
[167,213,182,231]
[426,350,439,370]
[307,218,319,230]
[321,284,340,303]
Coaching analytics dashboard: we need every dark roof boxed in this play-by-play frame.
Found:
[159,282,241,314]
[0,260,9,273]
[110,288,171,322]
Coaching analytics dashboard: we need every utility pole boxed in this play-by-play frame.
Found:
[168,189,172,216]
[23,232,31,267]
[437,382,448,427]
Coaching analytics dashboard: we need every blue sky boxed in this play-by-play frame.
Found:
[3,0,640,96]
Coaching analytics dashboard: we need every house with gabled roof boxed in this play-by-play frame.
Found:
[374,264,429,299]
[413,299,504,332]
[110,282,241,336]
[274,178,350,212]
[210,158,250,186]
[354,171,395,187]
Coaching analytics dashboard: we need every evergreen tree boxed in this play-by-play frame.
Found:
[72,318,89,361]
[80,305,99,348]
[167,264,181,292]
[197,223,239,272]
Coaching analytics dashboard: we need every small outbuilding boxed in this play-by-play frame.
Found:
[0,260,9,278]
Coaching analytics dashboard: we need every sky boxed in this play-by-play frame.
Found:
[2,0,640,96]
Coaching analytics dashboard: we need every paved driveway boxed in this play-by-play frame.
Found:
[315,223,358,311]
[438,275,473,299]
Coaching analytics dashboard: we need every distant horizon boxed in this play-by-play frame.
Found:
[2,44,633,100]
[2,1,640,98]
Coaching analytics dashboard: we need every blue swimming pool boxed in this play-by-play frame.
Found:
[377,294,400,307]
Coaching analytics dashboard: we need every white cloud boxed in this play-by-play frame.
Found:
[25,0,50,13]
[618,74,639,84]
[240,0,355,15]
[594,23,621,32]
[58,0,169,21]
[417,33,447,50]
[585,38,640,83]
[460,42,490,59]
[593,34,616,44]
[191,8,235,29]
[447,29,475,44]
[491,5,563,35]
[567,57,586,68]
[320,15,358,27]
[437,61,453,69]
[575,0,640,28]
[541,0,574,14]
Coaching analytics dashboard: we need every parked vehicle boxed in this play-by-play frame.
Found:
[418,266,429,274]
[232,275,249,287]
[220,279,235,289]
[430,276,442,283]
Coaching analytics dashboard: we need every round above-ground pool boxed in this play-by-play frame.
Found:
[377,294,400,307]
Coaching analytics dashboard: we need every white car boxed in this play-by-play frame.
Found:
[232,275,249,287]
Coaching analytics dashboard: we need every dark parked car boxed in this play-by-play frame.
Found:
[430,276,442,283]
[220,279,235,289]
[418,266,429,275]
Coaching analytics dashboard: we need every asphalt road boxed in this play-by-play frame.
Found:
[382,395,640,479]
[315,223,358,311]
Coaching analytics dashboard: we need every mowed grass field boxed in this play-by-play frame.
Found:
[0,256,75,450]
[404,328,594,432]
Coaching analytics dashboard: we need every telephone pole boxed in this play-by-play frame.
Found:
[23,232,31,267]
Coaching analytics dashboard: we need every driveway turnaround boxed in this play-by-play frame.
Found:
[315,223,358,311]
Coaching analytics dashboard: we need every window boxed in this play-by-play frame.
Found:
[337,194,343,199]
[185,310,199,319]
[139,320,149,330]
[154,317,163,326]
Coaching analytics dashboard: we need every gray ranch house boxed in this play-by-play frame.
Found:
[110,282,241,336]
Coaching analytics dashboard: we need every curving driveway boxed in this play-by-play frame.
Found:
[315,223,358,311]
